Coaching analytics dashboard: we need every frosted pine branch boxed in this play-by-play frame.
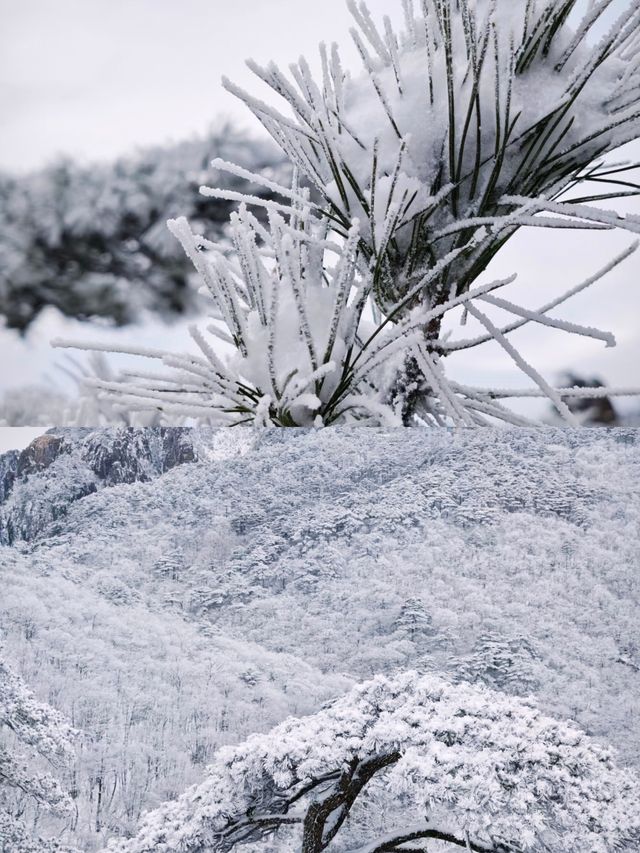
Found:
[49,0,640,426]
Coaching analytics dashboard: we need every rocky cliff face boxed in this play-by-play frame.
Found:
[82,428,195,485]
[0,427,197,544]
[16,434,67,477]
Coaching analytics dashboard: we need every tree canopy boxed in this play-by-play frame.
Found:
[105,671,640,853]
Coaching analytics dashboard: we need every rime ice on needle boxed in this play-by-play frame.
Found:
[54,0,640,425]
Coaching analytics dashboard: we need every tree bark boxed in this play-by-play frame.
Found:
[301,752,401,853]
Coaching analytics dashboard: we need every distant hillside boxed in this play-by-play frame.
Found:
[0,428,256,544]
[1,428,639,850]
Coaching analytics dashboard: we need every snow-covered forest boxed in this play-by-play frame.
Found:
[1,427,640,850]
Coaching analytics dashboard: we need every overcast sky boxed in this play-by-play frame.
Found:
[0,0,406,172]
[0,0,638,419]
[0,427,46,452]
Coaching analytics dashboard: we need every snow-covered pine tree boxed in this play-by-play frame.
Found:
[0,652,78,853]
[152,552,184,582]
[0,126,287,333]
[453,629,540,694]
[395,597,435,642]
[104,670,640,853]
[55,0,640,425]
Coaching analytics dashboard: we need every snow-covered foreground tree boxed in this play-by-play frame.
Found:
[0,652,77,853]
[106,671,640,853]
[55,0,640,425]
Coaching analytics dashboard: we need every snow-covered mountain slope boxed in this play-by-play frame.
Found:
[0,427,254,544]
[1,428,639,851]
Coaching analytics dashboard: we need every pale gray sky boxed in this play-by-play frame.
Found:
[0,0,638,419]
[0,427,46,452]
[0,0,403,172]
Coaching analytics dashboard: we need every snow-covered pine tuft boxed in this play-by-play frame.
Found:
[217,0,640,423]
[104,670,640,853]
[52,0,640,426]
[53,203,640,426]
[55,195,483,426]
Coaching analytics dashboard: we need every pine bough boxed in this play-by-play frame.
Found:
[55,0,640,425]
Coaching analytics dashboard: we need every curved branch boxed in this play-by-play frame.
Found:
[300,752,402,853]
[352,824,501,853]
